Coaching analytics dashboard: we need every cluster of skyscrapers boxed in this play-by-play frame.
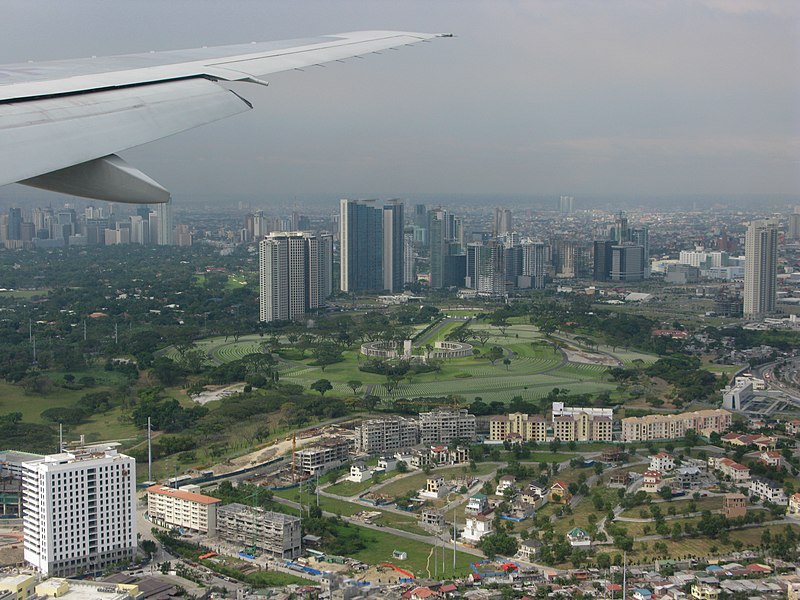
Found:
[0,202,183,248]
[592,212,650,282]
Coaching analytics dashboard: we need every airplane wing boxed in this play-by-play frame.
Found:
[0,30,450,203]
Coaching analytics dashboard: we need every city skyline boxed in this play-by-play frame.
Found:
[0,0,797,205]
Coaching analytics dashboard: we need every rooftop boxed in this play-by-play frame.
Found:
[147,485,220,505]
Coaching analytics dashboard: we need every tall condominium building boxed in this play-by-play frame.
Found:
[403,232,416,284]
[217,503,301,559]
[340,199,383,292]
[22,444,136,577]
[382,200,405,293]
[428,208,448,289]
[553,414,613,442]
[259,232,332,323]
[466,241,505,294]
[154,201,173,245]
[493,208,512,236]
[613,212,629,243]
[7,208,22,240]
[744,219,778,318]
[559,195,575,214]
[354,417,420,454]
[630,227,650,277]
[621,409,732,442]
[418,408,477,445]
[789,208,800,240]
[521,240,547,289]
[609,243,644,281]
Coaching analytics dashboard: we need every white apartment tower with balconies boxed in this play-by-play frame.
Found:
[21,444,136,577]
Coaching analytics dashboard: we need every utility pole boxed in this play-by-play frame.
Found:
[32,335,36,364]
[147,417,152,482]
[29,319,32,342]
[83,320,87,342]
[114,322,118,345]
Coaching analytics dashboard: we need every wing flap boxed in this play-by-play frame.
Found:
[0,78,250,188]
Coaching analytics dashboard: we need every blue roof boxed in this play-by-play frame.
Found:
[633,589,652,596]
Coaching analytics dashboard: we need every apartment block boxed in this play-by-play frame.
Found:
[146,485,221,534]
[749,477,788,505]
[621,409,731,442]
[552,413,612,442]
[723,493,747,519]
[489,413,546,442]
[22,444,136,577]
[216,503,301,559]
[293,437,350,476]
[418,408,477,445]
[354,417,419,454]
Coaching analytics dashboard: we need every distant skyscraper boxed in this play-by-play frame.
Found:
[522,240,547,289]
[493,208,512,236]
[339,199,383,292]
[466,241,505,294]
[609,243,644,281]
[382,200,404,292]
[403,232,415,285]
[428,208,448,289]
[559,195,575,214]
[318,234,334,300]
[631,227,650,277]
[259,232,331,322]
[744,219,778,318]
[7,207,22,240]
[788,208,800,240]
[593,240,614,282]
[155,201,173,245]
[613,212,629,243]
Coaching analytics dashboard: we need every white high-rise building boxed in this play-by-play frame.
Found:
[559,195,575,214]
[259,232,331,323]
[22,444,136,577]
[403,232,415,284]
[744,219,778,318]
[153,201,173,245]
[521,240,547,289]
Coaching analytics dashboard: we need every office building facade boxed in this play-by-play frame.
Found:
[340,199,383,292]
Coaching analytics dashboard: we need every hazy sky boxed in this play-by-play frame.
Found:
[1,0,798,205]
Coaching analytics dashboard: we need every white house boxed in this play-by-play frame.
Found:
[347,464,373,483]
[566,527,592,547]
[377,456,398,472]
[462,515,493,543]
[495,475,516,496]
[466,493,490,515]
[649,452,675,473]
[749,477,788,505]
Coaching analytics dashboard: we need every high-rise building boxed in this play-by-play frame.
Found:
[428,208,448,289]
[559,195,575,214]
[744,219,778,318]
[7,208,22,240]
[613,212,629,243]
[493,208,512,236]
[318,233,334,300]
[788,208,800,240]
[382,200,405,293]
[610,243,644,281]
[354,417,420,454]
[259,232,331,322]
[175,223,192,247]
[521,240,547,289]
[403,232,415,285]
[155,201,173,245]
[466,241,505,294]
[631,227,650,277]
[22,444,136,577]
[339,199,383,292]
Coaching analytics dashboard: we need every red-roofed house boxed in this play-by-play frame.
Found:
[549,481,571,504]
[759,451,783,469]
[713,457,751,483]
[649,452,675,472]
[642,470,662,493]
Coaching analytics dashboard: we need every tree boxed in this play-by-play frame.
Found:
[312,343,343,371]
[503,357,511,370]
[311,379,333,397]
[347,380,363,395]
[487,346,504,365]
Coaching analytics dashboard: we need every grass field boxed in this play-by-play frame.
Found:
[0,289,48,298]
[159,319,650,404]
[619,496,722,519]
[374,464,496,499]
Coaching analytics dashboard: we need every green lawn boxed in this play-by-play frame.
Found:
[518,452,577,463]
[375,464,496,499]
[0,289,48,298]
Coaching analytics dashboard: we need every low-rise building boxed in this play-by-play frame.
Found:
[462,515,493,543]
[723,493,748,519]
[552,413,613,442]
[549,480,571,504]
[420,475,449,499]
[418,408,477,445]
[488,412,546,442]
[621,409,732,442]
[520,483,546,504]
[294,437,350,476]
[642,470,662,493]
[649,452,675,472]
[788,492,800,517]
[495,475,516,496]
[34,579,140,600]
[566,527,591,547]
[146,485,221,534]
[376,456,397,472]
[0,575,35,600]
[758,450,783,469]
[216,503,301,559]
[675,466,701,490]
[517,539,542,561]
[786,419,800,436]
[691,583,721,600]
[353,417,419,454]
[466,493,489,515]
[347,464,372,483]
[711,457,751,483]
[419,507,444,529]
[749,477,788,505]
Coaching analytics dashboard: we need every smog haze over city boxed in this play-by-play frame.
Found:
[1,0,798,210]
